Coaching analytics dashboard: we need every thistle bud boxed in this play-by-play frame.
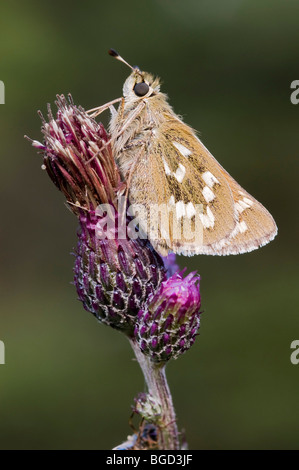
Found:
[134,272,201,362]
[133,392,162,424]
[27,95,165,335]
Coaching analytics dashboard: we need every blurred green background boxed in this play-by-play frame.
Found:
[0,0,298,450]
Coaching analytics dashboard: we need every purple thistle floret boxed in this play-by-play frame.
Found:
[134,271,201,362]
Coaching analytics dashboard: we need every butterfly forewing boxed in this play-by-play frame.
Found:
[127,116,238,255]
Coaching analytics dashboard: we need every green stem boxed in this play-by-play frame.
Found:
[129,338,180,450]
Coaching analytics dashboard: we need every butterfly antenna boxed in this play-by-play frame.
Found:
[108,49,143,77]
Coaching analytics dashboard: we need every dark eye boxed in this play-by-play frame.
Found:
[134,82,149,97]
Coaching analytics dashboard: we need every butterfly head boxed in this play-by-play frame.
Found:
[108,49,161,105]
[123,69,160,103]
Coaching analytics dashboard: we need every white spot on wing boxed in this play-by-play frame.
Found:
[163,157,186,183]
[202,186,215,203]
[169,195,175,205]
[176,201,185,219]
[239,200,251,210]
[235,198,253,214]
[238,221,248,233]
[162,157,171,175]
[199,206,215,228]
[186,202,196,218]
[243,197,253,206]
[229,219,248,238]
[172,141,192,157]
[174,163,186,183]
[235,202,243,214]
[202,171,219,188]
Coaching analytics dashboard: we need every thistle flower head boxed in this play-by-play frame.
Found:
[28,95,165,335]
[29,94,120,212]
[134,271,201,362]
[74,210,165,333]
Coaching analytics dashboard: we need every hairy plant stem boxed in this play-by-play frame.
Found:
[129,338,180,450]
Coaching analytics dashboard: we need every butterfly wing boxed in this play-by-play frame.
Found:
[214,174,277,255]
[126,115,277,256]
[126,117,239,255]
[175,132,278,255]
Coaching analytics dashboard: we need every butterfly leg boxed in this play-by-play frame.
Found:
[113,101,146,137]
[87,97,123,118]
[85,101,146,165]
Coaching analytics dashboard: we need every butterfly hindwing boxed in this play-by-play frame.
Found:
[213,174,277,255]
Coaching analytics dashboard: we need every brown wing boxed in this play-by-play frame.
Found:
[212,173,277,255]
[128,117,238,255]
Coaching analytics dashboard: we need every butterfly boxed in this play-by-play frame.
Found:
[88,50,277,256]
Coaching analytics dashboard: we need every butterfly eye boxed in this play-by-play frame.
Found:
[134,82,149,97]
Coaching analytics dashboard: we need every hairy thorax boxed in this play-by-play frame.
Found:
[109,95,173,178]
